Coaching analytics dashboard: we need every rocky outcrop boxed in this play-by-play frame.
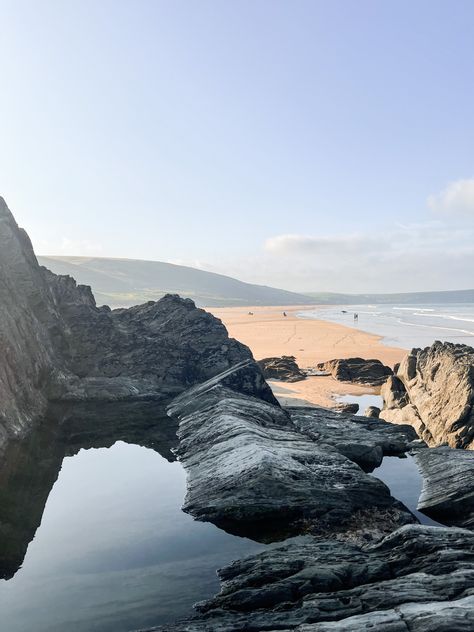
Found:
[0,197,274,454]
[414,446,474,529]
[257,355,306,382]
[147,525,474,631]
[167,370,415,542]
[333,402,359,414]
[288,406,418,471]
[316,357,392,386]
[381,342,474,449]
[364,405,380,418]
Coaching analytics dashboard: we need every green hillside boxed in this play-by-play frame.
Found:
[38,256,315,308]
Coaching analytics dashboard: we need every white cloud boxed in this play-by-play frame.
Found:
[219,222,474,293]
[428,178,474,215]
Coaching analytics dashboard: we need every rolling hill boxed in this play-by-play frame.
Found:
[38,256,315,308]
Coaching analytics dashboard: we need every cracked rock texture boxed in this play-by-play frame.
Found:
[381,342,474,449]
[168,371,415,541]
[146,525,474,631]
[414,446,474,529]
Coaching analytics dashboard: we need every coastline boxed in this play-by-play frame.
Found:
[208,305,406,407]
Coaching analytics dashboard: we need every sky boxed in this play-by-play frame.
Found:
[1,0,473,293]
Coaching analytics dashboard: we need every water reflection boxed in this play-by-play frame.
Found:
[0,403,264,631]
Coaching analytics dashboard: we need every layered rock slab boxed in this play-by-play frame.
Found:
[381,342,474,449]
[287,406,418,471]
[168,373,414,541]
[146,525,474,631]
[414,446,474,529]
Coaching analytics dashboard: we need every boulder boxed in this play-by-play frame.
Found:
[414,446,474,529]
[333,402,359,414]
[316,358,393,386]
[257,355,306,382]
[381,342,474,449]
[364,406,380,418]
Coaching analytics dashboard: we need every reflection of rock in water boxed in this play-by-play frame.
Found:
[0,401,178,580]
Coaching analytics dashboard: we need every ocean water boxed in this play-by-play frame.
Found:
[298,303,474,350]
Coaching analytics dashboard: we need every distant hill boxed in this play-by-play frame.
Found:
[305,289,474,304]
[38,256,315,308]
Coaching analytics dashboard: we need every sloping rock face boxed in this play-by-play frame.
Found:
[168,370,414,542]
[316,357,392,386]
[414,446,474,529]
[148,525,474,631]
[0,197,274,454]
[0,199,63,449]
[381,342,474,449]
[257,356,306,382]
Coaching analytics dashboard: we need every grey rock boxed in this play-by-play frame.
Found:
[168,373,415,541]
[0,198,274,454]
[414,446,474,529]
[258,355,306,382]
[364,406,380,418]
[333,402,359,414]
[146,525,474,631]
[316,358,393,386]
[381,342,474,448]
[287,406,418,471]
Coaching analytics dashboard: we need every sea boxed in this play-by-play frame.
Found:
[298,303,474,350]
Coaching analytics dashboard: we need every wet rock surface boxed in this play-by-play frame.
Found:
[316,358,393,386]
[146,526,474,631]
[257,355,307,382]
[381,342,474,449]
[414,446,474,529]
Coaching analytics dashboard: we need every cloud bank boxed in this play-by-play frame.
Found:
[428,178,474,215]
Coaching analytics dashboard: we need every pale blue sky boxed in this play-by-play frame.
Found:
[1,0,473,292]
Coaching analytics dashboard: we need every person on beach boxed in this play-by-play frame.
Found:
[283,311,287,317]
[354,313,358,322]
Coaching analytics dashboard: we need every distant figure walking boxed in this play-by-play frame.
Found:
[354,313,358,322]
[283,311,287,317]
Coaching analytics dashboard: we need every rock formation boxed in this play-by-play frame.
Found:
[414,446,474,529]
[316,357,393,386]
[257,355,306,382]
[168,368,415,541]
[381,342,474,449]
[333,402,359,414]
[364,405,381,418]
[0,197,274,455]
[288,406,418,471]
[147,525,474,631]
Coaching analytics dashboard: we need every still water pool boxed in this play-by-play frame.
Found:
[0,441,264,632]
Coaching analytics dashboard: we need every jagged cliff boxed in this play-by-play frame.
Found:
[381,341,474,449]
[0,197,274,454]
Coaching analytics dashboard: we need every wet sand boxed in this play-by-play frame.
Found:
[208,305,406,407]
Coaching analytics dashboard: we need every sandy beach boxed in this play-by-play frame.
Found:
[208,305,406,408]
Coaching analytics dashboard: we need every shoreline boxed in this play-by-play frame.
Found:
[208,305,406,407]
